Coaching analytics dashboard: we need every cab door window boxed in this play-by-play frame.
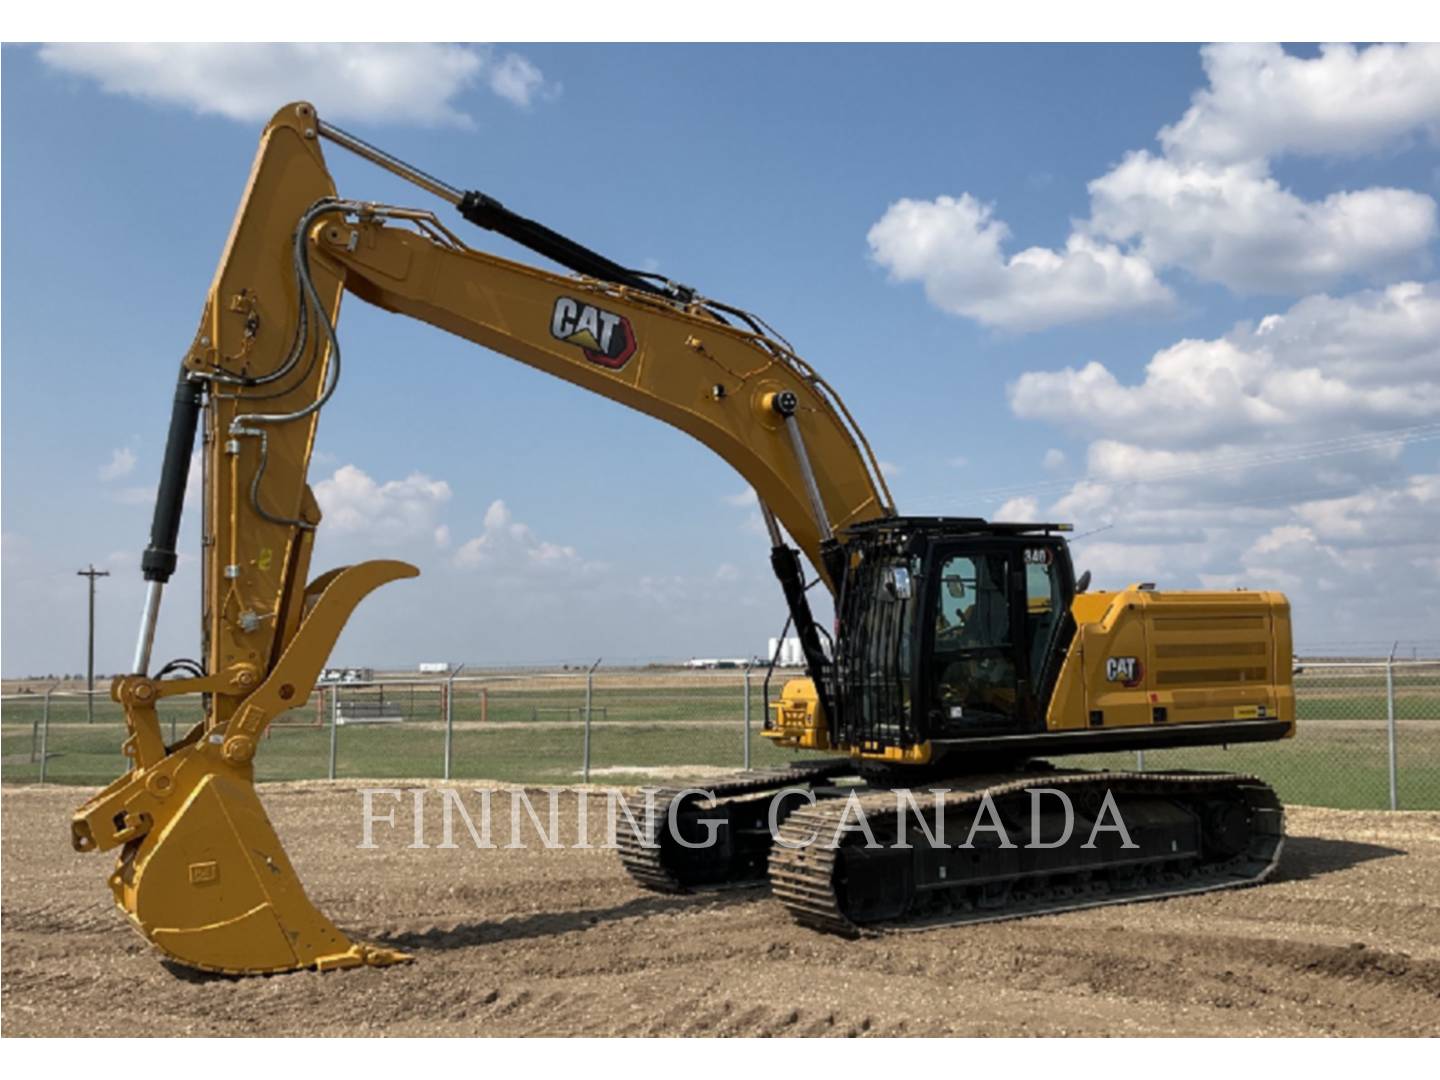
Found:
[930,552,1017,727]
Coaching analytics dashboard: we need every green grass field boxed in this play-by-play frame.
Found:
[5,676,1438,809]
[0,716,796,787]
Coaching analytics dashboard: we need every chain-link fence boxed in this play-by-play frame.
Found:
[1066,661,1440,810]
[4,660,1437,809]
[0,670,779,790]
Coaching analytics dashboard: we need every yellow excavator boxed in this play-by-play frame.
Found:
[72,103,1293,974]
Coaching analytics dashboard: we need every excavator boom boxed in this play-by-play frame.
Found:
[71,102,892,973]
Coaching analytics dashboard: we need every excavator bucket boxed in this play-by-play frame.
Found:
[72,559,417,974]
[75,755,406,973]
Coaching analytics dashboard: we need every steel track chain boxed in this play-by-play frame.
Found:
[615,758,855,893]
[770,770,1284,934]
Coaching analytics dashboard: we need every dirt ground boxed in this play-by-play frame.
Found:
[4,782,1439,1036]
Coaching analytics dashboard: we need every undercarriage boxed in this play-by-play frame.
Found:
[617,762,1284,933]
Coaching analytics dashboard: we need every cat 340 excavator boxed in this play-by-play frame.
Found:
[72,103,1293,975]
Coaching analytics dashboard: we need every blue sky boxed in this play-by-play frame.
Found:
[4,43,1439,676]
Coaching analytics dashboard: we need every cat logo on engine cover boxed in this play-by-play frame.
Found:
[1105,656,1143,687]
[551,296,636,369]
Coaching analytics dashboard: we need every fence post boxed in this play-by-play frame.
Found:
[1135,750,1145,771]
[328,684,339,781]
[39,689,51,785]
[743,663,753,771]
[1386,644,1399,811]
[444,664,466,781]
[583,658,601,783]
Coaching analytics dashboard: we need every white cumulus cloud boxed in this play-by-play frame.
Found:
[452,499,599,584]
[867,194,1172,331]
[313,464,451,545]
[1161,43,1440,164]
[1010,281,1440,452]
[485,52,553,108]
[37,43,558,127]
[98,446,136,481]
[870,44,1440,329]
[994,495,1040,521]
[1087,152,1436,294]
[1003,280,1440,646]
[1193,474,1440,620]
[1294,472,1440,547]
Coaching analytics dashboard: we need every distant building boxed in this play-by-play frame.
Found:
[766,637,805,667]
[684,658,749,670]
[417,662,451,674]
[318,667,374,684]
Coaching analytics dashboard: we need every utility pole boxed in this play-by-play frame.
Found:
[443,663,466,781]
[582,658,602,784]
[77,564,110,723]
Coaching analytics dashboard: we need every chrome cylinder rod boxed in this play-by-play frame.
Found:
[132,580,163,676]
[317,120,463,204]
[758,496,785,548]
[782,413,834,543]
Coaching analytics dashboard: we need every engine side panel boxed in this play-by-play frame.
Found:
[1047,587,1295,736]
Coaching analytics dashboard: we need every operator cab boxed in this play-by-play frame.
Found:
[827,517,1076,752]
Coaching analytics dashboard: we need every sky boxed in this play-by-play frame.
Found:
[3,42,1439,677]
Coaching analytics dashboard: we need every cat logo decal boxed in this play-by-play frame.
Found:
[551,297,637,369]
[1105,656,1143,687]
